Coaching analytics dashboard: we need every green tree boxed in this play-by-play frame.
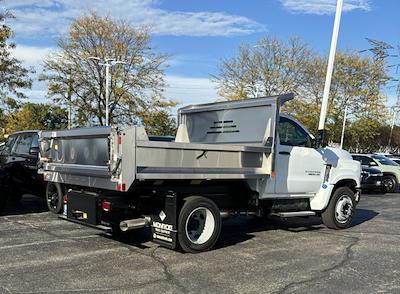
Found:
[285,52,389,140]
[5,102,68,134]
[142,110,176,136]
[41,12,176,133]
[0,3,32,101]
[215,36,389,150]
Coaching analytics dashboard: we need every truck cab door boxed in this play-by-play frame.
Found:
[274,116,324,194]
[10,133,42,196]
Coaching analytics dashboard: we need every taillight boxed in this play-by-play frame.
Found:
[102,200,111,212]
[116,183,126,191]
[63,195,68,204]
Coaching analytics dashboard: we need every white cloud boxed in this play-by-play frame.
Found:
[12,45,56,67]
[9,45,220,109]
[280,0,371,15]
[5,0,266,38]
[165,75,222,110]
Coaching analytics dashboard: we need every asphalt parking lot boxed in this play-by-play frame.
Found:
[0,193,399,294]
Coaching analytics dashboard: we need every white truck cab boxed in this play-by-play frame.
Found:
[266,114,361,205]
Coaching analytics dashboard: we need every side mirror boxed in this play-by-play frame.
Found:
[316,130,327,148]
[310,138,318,149]
[29,147,40,156]
[369,161,378,167]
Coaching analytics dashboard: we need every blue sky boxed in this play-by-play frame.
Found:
[4,0,400,108]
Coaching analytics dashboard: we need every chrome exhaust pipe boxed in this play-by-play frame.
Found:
[119,217,151,232]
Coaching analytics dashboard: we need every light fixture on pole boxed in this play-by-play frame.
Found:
[318,0,344,146]
[88,57,128,126]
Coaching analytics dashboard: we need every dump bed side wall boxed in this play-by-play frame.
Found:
[178,96,285,176]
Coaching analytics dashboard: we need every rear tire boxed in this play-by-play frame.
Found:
[178,196,221,253]
[322,187,356,230]
[46,182,65,214]
[382,175,397,193]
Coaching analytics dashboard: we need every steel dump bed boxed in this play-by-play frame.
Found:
[39,94,293,191]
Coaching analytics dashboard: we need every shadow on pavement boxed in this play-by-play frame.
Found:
[351,208,379,227]
[100,207,379,252]
[1,194,48,216]
[2,194,378,252]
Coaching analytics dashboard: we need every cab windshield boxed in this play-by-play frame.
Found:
[371,155,399,166]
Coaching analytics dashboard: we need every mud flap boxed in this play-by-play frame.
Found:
[150,192,178,249]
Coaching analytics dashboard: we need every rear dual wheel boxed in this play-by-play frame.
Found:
[178,196,221,253]
[46,182,65,214]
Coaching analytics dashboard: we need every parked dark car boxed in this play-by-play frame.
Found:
[361,165,385,193]
[0,131,64,214]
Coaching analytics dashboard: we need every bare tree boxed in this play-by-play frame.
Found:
[213,36,313,100]
[41,12,176,129]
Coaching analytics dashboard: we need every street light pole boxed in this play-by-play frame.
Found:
[105,63,110,126]
[66,67,73,129]
[388,108,397,148]
[340,105,348,149]
[318,0,344,145]
[88,57,127,126]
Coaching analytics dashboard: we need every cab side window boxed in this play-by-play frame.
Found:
[13,134,34,155]
[278,117,312,147]
[31,134,39,148]
[2,135,17,155]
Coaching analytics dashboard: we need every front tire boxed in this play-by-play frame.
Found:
[178,196,221,253]
[382,175,397,193]
[322,187,356,229]
[46,182,65,214]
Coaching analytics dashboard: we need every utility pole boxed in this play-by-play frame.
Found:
[340,104,348,149]
[388,109,396,148]
[318,0,344,145]
[88,57,127,126]
[66,68,73,129]
[105,63,110,126]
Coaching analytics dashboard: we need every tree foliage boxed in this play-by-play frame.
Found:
[41,12,176,133]
[3,99,68,134]
[0,3,32,101]
[214,36,390,151]
[214,36,313,100]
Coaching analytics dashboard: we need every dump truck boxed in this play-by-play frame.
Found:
[38,94,361,253]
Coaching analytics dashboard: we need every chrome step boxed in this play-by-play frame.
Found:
[271,211,316,218]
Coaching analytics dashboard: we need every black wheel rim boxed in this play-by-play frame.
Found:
[47,185,59,209]
[383,178,395,191]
